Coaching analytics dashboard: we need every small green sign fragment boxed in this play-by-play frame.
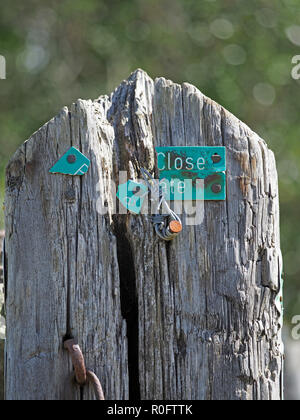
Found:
[117,180,148,214]
[49,147,90,176]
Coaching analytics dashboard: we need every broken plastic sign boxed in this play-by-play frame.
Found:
[117,180,149,214]
[49,147,90,176]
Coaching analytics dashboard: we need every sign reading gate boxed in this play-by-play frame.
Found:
[156,146,226,200]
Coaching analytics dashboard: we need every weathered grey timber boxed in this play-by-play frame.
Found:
[0,230,5,400]
[0,339,3,400]
[4,69,283,400]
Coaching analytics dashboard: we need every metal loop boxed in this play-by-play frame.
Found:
[140,168,182,241]
[140,168,158,194]
[64,338,105,400]
[87,370,105,401]
[151,214,169,224]
[64,339,87,386]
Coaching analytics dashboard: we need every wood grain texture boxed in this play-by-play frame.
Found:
[5,69,283,400]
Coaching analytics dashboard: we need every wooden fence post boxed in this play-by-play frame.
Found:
[0,230,4,400]
[4,69,283,400]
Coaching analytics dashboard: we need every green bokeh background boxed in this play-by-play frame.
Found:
[0,0,299,322]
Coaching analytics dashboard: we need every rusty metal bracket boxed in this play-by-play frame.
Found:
[64,338,105,400]
[87,370,105,401]
[64,339,87,386]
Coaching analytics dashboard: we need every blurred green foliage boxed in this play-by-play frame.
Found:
[0,0,299,320]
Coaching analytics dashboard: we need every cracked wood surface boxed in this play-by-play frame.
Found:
[5,69,283,400]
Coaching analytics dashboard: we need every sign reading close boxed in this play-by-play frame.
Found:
[156,146,226,200]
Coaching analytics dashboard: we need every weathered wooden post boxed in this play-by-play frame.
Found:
[4,69,283,400]
[0,230,5,400]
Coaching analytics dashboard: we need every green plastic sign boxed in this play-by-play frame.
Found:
[49,147,90,176]
[156,146,226,200]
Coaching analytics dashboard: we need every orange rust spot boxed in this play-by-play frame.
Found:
[169,220,182,234]
[235,151,258,189]
[239,175,251,197]
[251,155,257,183]
[236,151,250,174]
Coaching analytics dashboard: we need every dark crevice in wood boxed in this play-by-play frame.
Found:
[62,333,73,342]
[64,110,76,342]
[65,265,72,339]
[68,111,73,147]
[220,108,230,240]
[80,386,84,401]
[65,209,72,340]
[78,113,83,226]
[113,219,141,400]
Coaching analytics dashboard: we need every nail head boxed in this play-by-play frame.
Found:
[67,154,76,164]
[169,220,182,234]
[211,183,222,193]
[211,153,221,163]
